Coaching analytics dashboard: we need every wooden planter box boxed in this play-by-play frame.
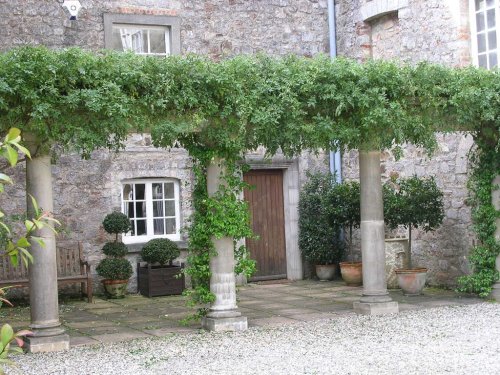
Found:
[137,263,185,297]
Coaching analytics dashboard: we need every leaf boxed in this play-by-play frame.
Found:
[3,145,18,167]
[16,237,30,248]
[5,128,20,142]
[0,325,13,348]
[10,142,30,159]
[29,195,39,215]
[0,173,12,184]
[30,236,46,248]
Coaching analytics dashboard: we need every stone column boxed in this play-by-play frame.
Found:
[353,150,399,315]
[491,176,500,301]
[24,135,69,352]
[201,158,248,331]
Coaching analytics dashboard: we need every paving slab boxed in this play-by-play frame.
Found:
[69,336,101,347]
[249,316,299,327]
[91,330,151,344]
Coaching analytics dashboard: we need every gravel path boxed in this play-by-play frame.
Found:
[7,302,500,375]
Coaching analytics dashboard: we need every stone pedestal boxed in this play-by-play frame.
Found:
[25,137,69,352]
[491,176,500,301]
[201,159,248,331]
[354,150,399,315]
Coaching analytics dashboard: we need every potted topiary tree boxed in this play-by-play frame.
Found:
[138,238,184,297]
[385,176,444,295]
[96,212,133,298]
[327,180,363,286]
[299,173,344,281]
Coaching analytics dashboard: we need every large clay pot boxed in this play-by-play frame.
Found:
[102,279,129,299]
[315,264,337,281]
[339,261,363,286]
[395,268,427,296]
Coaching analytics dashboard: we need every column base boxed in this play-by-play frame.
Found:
[201,315,248,332]
[353,301,399,315]
[25,334,70,353]
[491,282,500,301]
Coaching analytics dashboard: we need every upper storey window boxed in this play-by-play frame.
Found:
[112,25,170,56]
[104,14,181,56]
[471,0,499,69]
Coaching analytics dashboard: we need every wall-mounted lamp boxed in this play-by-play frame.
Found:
[61,0,82,20]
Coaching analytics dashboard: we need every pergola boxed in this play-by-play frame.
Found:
[0,47,498,352]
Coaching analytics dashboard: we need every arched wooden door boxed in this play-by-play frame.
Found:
[243,169,287,281]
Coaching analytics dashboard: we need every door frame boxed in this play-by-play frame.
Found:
[243,154,302,280]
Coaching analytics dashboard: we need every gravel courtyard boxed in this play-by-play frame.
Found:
[7,302,500,375]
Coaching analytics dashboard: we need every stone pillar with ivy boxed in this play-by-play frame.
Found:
[201,158,248,331]
[491,175,500,301]
[24,134,69,352]
[353,150,399,315]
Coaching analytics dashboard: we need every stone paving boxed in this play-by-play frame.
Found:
[0,280,482,348]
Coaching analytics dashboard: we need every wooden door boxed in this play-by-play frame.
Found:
[243,169,287,281]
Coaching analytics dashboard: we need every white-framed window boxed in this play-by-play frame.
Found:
[121,179,181,244]
[111,24,171,56]
[470,0,500,69]
[104,14,181,56]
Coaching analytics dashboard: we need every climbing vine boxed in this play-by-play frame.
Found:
[0,46,498,307]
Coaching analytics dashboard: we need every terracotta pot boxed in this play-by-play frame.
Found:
[315,264,336,281]
[395,268,427,296]
[339,261,363,286]
[102,279,129,299]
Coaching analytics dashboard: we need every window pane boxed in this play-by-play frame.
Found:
[112,29,124,51]
[487,9,496,29]
[152,183,163,199]
[165,201,176,217]
[150,29,167,54]
[486,0,495,8]
[153,201,164,217]
[154,219,165,235]
[123,184,133,201]
[478,33,487,53]
[489,52,498,67]
[165,218,176,234]
[477,12,486,32]
[135,184,145,200]
[164,183,175,199]
[135,202,146,218]
[488,30,497,49]
[127,202,135,218]
[479,54,488,67]
[476,0,485,11]
[136,220,146,235]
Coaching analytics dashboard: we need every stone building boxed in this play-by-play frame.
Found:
[0,0,491,290]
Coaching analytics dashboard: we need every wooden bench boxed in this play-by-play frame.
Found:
[0,242,93,303]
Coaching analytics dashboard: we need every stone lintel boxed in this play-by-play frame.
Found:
[201,316,248,332]
[361,0,409,22]
[353,301,399,315]
[25,334,70,353]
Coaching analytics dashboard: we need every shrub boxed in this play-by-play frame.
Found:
[299,172,344,265]
[96,258,133,280]
[141,238,180,266]
[102,242,128,258]
[102,212,131,237]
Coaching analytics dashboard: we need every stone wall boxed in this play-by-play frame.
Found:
[0,0,331,291]
[336,0,475,286]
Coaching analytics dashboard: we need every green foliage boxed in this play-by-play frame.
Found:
[0,323,31,370]
[299,172,344,265]
[384,175,444,268]
[326,180,360,260]
[102,212,131,236]
[1,46,498,299]
[96,258,133,280]
[98,212,132,281]
[102,241,128,258]
[181,161,255,316]
[457,147,500,297]
[141,238,180,266]
[384,176,444,232]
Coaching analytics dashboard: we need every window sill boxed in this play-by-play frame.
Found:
[125,240,188,253]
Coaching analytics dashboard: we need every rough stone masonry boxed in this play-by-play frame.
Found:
[0,0,476,289]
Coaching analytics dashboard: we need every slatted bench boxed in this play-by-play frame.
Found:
[0,242,93,303]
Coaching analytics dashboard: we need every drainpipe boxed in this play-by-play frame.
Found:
[327,0,342,183]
